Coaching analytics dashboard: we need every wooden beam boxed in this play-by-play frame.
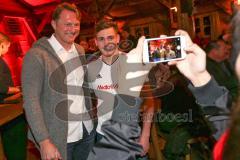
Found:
[112,10,167,21]
[155,0,171,8]
[37,12,52,33]
[95,0,103,19]
[151,14,169,23]
[99,0,116,19]
[33,4,56,14]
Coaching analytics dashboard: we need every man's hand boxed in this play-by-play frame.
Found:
[138,134,150,156]
[168,30,211,87]
[39,139,62,160]
[7,86,20,94]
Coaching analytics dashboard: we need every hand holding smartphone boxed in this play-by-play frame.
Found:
[143,36,186,63]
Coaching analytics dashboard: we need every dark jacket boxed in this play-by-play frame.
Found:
[207,58,238,101]
[188,78,230,114]
[0,58,13,102]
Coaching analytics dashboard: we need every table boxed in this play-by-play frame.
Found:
[0,102,23,126]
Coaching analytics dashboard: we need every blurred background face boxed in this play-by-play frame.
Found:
[216,40,230,61]
[209,40,231,62]
[79,40,89,51]
[120,30,129,40]
[51,9,80,48]
[95,27,120,57]
[88,38,97,50]
[0,41,10,57]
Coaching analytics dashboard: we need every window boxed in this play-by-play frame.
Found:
[194,15,211,38]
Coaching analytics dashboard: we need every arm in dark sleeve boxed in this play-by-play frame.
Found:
[0,74,9,93]
[0,59,12,93]
[22,53,50,143]
[188,77,231,114]
[87,94,143,160]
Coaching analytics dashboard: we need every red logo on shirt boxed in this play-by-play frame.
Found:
[97,84,118,90]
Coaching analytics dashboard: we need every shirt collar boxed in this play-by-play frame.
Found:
[48,34,76,54]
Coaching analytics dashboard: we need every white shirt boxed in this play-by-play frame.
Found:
[89,58,119,135]
[48,35,93,143]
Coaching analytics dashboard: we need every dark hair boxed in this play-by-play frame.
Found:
[122,25,130,33]
[95,19,118,34]
[52,2,81,21]
[205,41,219,54]
[205,38,227,54]
[0,32,11,44]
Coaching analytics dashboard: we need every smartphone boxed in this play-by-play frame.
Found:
[143,36,186,63]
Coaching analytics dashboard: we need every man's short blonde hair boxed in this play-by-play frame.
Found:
[52,2,81,21]
[95,19,118,35]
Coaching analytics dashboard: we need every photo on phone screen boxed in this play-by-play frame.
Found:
[144,36,185,63]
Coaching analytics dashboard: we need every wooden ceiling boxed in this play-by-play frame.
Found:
[15,0,172,34]
[74,0,169,21]
[2,0,234,35]
[17,0,170,23]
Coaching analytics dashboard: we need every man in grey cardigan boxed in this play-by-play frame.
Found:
[22,3,96,160]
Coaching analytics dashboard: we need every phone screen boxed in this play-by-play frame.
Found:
[147,36,182,63]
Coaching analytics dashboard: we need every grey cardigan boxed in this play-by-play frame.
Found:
[22,37,95,159]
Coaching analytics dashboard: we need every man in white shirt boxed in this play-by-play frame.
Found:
[22,3,95,160]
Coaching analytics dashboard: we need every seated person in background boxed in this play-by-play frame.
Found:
[80,40,89,51]
[88,38,99,54]
[204,39,238,139]
[119,25,137,53]
[0,32,27,160]
[0,32,20,103]
[86,38,101,62]
[205,39,238,101]
[80,40,91,55]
